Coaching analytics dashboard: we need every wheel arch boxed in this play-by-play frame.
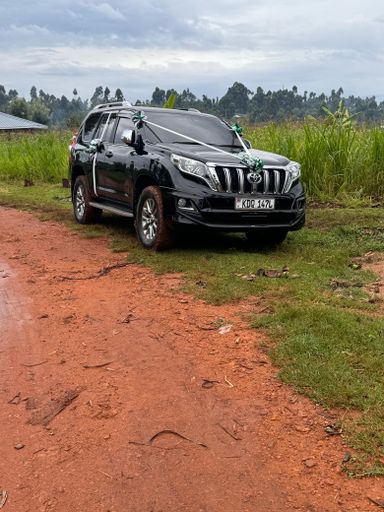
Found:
[134,175,159,212]
[71,165,85,195]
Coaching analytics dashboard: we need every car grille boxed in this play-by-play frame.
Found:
[211,166,290,195]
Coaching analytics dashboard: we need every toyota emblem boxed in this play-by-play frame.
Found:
[246,172,262,185]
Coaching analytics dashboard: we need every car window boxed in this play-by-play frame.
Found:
[81,113,101,144]
[103,113,118,142]
[93,113,118,142]
[93,113,109,140]
[114,116,135,144]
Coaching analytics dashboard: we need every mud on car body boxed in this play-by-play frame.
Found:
[69,102,305,250]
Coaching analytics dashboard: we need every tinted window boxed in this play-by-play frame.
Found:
[114,117,135,144]
[92,113,118,142]
[81,113,101,143]
[142,112,242,148]
[94,113,109,140]
[104,113,117,142]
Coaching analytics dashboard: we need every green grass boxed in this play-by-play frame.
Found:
[1,122,384,202]
[1,180,384,475]
[246,122,384,201]
[254,305,384,477]
[0,130,71,182]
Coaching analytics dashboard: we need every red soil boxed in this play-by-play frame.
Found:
[0,206,382,512]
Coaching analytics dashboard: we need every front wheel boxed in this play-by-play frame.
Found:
[73,175,102,224]
[245,229,288,248]
[135,186,174,250]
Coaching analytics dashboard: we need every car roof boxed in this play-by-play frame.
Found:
[89,102,212,118]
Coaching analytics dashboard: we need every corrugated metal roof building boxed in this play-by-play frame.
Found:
[0,111,48,131]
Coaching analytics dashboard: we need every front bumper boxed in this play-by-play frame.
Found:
[165,185,306,232]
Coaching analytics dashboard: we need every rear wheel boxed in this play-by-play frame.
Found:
[245,229,288,247]
[136,186,174,250]
[73,175,102,224]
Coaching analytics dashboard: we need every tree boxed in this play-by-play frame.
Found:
[29,99,50,125]
[65,113,84,128]
[201,94,213,110]
[39,89,46,100]
[249,87,266,122]
[114,88,124,101]
[0,85,7,109]
[59,95,70,109]
[151,87,166,106]
[178,89,196,108]
[9,97,28,118]
[8,89,18,99]
[90,86,104,107]
[219,82,252,117]
[1,81,384,127]
[165,89,178,101]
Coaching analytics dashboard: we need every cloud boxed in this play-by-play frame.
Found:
[0,0,383,101]
[92,2,126,21]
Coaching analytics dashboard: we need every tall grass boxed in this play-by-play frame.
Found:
[247,121,384,200]
[0,130,70,182]
[1,122,384,201]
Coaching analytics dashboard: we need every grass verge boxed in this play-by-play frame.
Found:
[0,131,70,182]
[1,123,384,203]
[1,181,384,475]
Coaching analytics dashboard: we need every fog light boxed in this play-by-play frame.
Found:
[177,198,195,211]
[178,198,187,208]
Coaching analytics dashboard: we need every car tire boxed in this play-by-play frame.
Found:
[136,186,174,250]
[246,229,288,247]
[73,175,102,224]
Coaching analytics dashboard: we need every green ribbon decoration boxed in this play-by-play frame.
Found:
[231,122,243,135]
[232,122,263,172]
[88,139,99,153]
[132,111,146,129]
[240,153,264,173]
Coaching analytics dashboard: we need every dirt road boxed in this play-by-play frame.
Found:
[0,206,381,512]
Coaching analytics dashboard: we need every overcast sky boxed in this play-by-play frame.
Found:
[1,0,384,101]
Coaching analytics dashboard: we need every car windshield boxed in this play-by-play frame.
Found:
[142,112,243,148]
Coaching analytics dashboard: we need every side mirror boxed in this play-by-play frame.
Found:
[243,138,252,149]
[88,138,103,153]
[121,129,136,146]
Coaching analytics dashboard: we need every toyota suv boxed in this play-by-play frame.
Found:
[69,102,305,250]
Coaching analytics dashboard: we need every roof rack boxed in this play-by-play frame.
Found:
[93,101,133,110]
[174,107,201,112]
[92,103,201,113]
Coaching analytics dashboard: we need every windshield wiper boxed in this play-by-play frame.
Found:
[167,141,200,144]
[208,144,242,148]
[168,141,241,148]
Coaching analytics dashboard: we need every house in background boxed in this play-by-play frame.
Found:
[0,111,48,132]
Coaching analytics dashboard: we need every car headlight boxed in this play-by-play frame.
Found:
[286,161,301,181]
[171,154,218,190]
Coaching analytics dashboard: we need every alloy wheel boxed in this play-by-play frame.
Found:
[75,184,85,220]
[141,198,158,241]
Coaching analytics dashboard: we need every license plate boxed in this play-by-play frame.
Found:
[235,197,275,210]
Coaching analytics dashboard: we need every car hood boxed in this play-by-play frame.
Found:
[157,143,290,167]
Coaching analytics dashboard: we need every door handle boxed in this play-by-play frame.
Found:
[105,150,113,158]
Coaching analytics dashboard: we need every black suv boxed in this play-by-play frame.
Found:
[69,102,305,250]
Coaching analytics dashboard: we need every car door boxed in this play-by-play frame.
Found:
[93,112,118,200]
[76,112,102,182]
[95,115,136,209]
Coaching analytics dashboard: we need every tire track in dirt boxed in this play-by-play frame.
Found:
[0,206,382,512]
